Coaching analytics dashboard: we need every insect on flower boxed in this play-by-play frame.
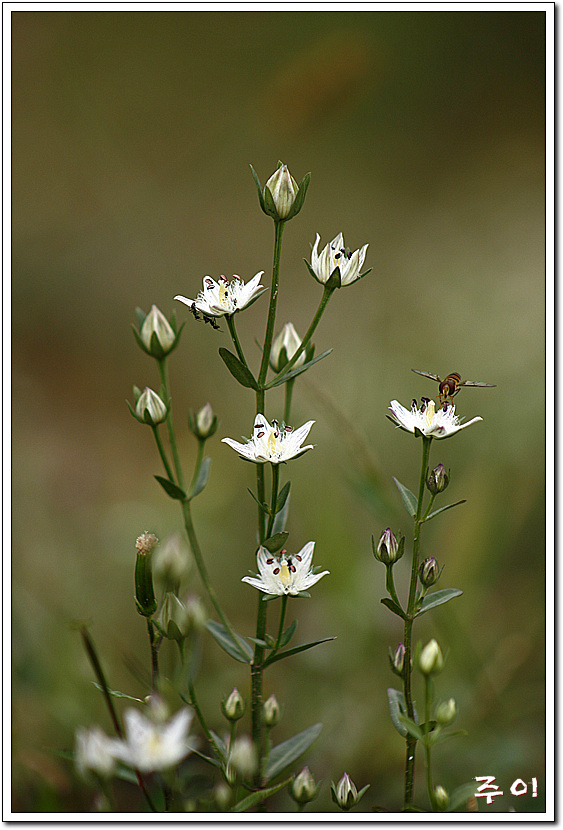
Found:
[411,370,495,408]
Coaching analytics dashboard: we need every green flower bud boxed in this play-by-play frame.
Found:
[331,772,370,812]
[184,594,207,632]
[213,782,233,811]
[290,766,319,805]
[388,643,406,676]
[373,528,404,565]
[262,694,280,728]
[135,387,168,426]
[427,463,450,494]
[436,697,457,725]
[251,162,310,223]
[132,304,183,359]
[189,402,218,441]
[270,323,307,372]
[418,639,445,676]
[152,533,192,592]
[221,687,246,722]
[155,592,191,641]
[419,556,440,587]
[434,785,450,811]
[226,736,257,782]
[134,532,158,617]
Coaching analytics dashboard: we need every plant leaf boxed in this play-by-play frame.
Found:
[219,347,258,390]
[381,597,407,619]
[275,481,291,514]
[188,457,212,499]
[279,619,297,649]
[265,723,322,782]
[154,475,187,501]
[417,589,463,616]
[398,714,425,741]
[91,683,143,702]
[447,781,481,812]
[272,491,291,535]
[423,500,466,522]
[205,621,252,664]
[262,636,336,668]
[392,477,418,517]
[231,777,293,812]
[387,688,408,737]
[265,349,333,389]
[247,488,269,514]
[262,531,289,553]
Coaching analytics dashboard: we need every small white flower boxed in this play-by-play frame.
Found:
[222,413,314,464]
[242,542,329,596]
[309,233,369,287]
[174,272,266,318]
[387,399,482,439]
[109,707,194,773]
[75,726,116,780]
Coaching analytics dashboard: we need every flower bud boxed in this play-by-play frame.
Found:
[152,533,192,592]
[221,687,246,722]
[435,697,457,725]
[137,305,178,358]
[134,532,158,617]
[155,592,191,641]
[270,323,307,372]
[265,164,298,220]
[331,772,369,811]
[290,766,319,805]
[226,736,257,782]
[418,639,445,676]
[213,782,233,811]
[135,387,168,426]
[427,463,449,494]
[373,528,404,565]
[419,556,440,587]
[388,643,406,676]
[262,694,280,728]
[189,402,218,441]
[184,594,208,632]
[434,785,450,811]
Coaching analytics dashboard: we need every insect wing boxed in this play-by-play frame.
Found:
[459,379,496,388]
[411,369,441,382]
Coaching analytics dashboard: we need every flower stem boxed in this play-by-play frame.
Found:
[258,220,285,390]
[147,618,159,690]
[424,676,436,810]
[187,438,206,498]
[151,425,175,482]
[157,357,185,491]
[226,314,249,369]
[284,378,295,425]
[266,464,280,539]
[273,594,288,652]
[402,435,432,809]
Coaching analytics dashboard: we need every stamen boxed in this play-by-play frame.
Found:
[295,554,302,561]
[266,558,274,565]
[257,431,265,438]
[273,567,280,575]
[289,564,296,573]
[255,423,264,430]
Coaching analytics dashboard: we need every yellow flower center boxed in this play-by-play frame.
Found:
[218,282,230,307]
[267,430,281,456]
[279,560,291,587]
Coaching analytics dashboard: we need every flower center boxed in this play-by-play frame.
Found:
[278,558,291,587]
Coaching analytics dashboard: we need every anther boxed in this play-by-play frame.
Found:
[273,567,280,575]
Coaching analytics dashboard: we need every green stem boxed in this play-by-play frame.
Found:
[226,314,249,368]
[187,438,206,498]
[266,464,280,539]
[151,425,175,482]
[258,220,286,389]
[424,676,436,810]
[421,493,436,522]
[266,284,335,388]
[147,618,159,690]
[284,379,295,425]
[402,436,433,809]
[157,358,185,490]
[385,564,403,612]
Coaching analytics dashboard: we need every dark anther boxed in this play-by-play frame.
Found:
[266,558,274,565]
[273,568,280,575]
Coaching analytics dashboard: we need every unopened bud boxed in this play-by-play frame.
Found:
[290,766,319,805]
[418,639,445,676]
[434,784,450,810]
[226,736,257,782]
[262,694,280,728]
[155,592,190,641]
[388,643,406,676]
[221,688,246,722]
[135,387,168,426]
[138,305,178,358]
[270,323,306,372]
[331,772,370,812]
[419,556,440,587]
[134,532,158,617]
[427,463,450,494]
[152,533,192,591]
[251,162,310,223]
[189,402,218,441]
[374,528,404,565]
[436,697,457,725]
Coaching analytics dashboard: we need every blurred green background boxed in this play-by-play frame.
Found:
[11,9,546,813]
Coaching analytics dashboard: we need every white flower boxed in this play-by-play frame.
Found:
[270,322,306,372]
[75,726,116,780]
[265,165,298,220]
[309,233,369,287]
[109,707,194,773]
[242,542,329,596]
[140,305,176,355]
[387,399,482,439]
[135,387,168,425]
[174,272,266,318]
[222,413,314,464]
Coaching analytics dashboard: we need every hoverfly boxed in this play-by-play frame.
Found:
[411,369,495,408]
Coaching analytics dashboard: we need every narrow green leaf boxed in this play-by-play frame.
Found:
[265,349,333,389]
[447,781,481,812]
[249,164,265,211]
[134,307,147,328]
[275,481,291,514]
[262,637,336,668]
[417,589,463,616]
[91,682,143,703]
[392,477,417,517]
[232,777,293,812]
[381,597,407,619]
[219,347,258,390]
[398,714,425,742]
[246,637,269,648]
[423,500,466,522]
[262,531,289,553]
[154,475,187,501]
[279,619,297,649]
[272,491,290,535]
[189,457,212,499]
[387,688,408,737]
[431,728,468,746]
[247,488,269,514]
[205,621,252,664]
[265,723,322,781]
